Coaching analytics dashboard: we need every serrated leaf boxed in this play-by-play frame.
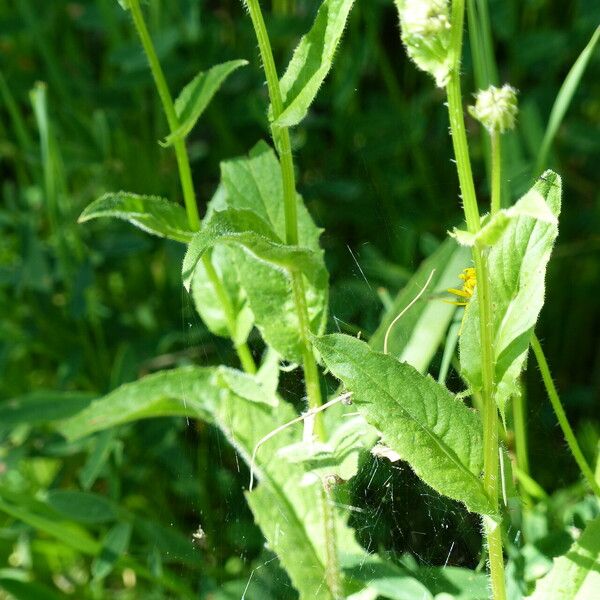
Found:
[78,192,193,243]
[162,59,247,146]
[313,334,495,515]
[182,208,327,293]
[370,239,469,373]
[272,0,356,127]
[528,515,600,599]
[459,171,562,417]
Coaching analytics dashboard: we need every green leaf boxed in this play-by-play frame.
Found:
[192,141,328,362]
[528,515,600,599]
[57,366,370,598]
[0,391,93,427]
[273,0,356,127]
[313,334,494,515]
[78,192,193,243]
[459,171,562,417]
[216,366,279,408]
[91,522,132,580]
[0,493,100,555]
[415,566,489,599]
[46,491,118,524]
[190,186,254,344]
[369,239,470,373]
[183,208,327,292]
[162,59,248,146]
[58,367,218,441]
[535,26,600,174]
[0,578,64,600]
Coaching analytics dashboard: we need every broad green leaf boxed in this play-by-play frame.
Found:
[78,192,193,243]
[191,141,328,361]
[46,490,118,524]
[91,522,132,580]
[273,0,356,127]
[535,27,600,175]
[370,239,469,373]
[57,367,371,598]
[182,208,327,292]
[313,334,494,515]
[216,366,279,408]
[162,59,247,146]
[0,390,93,427]
[190,186,254,344]
[58,367,218,441]
[528,515,600,599]
[460,171,562,417]
[415,566,489,599]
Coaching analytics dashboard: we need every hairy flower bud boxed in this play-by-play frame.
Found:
[395,0,453,88]
[469,84,519,133]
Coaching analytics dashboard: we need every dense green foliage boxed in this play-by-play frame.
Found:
[1,1,599,598]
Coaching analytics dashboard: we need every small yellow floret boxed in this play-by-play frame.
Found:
[446,267,476,306]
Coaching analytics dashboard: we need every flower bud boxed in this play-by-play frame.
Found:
[395,0,453,88]
[469,84,519,133]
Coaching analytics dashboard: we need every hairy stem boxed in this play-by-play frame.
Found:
[490,131,501,215]
[531,333,600,497]
[447,1,506,598]
[128,0,256,373]
[243,1,341,596]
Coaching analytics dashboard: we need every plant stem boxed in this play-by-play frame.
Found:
[511,382,532,506]
[531,333,600,497]
[447,1,506,598]
[128,0,256,374]
[243,1,341,596]
[490,131,501,215]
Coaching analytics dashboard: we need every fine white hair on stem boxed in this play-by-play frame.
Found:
[248,392,352,491]
[383,269,436,355]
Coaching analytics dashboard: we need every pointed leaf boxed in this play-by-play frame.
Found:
[314,334,494,515]
[460,171,562,417]
[273,0,356,127]
[163,59,248,146]
[92,522,132,580]
[78,192,193,243]
[528,515,600,600]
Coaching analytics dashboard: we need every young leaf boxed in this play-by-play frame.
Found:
[459,171,562,418]
[369,239,470,373]
[162,59,248,146]
[78,192,193,243]
[273,0,355,127]
[182,208,327,292]
[313,334,494,515]
[528,515,600,599]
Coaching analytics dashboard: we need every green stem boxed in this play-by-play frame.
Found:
[531,333,600,497]
[128,0,256,374]
[490,131,501,215]
[447,2,506,598]
[511,382,532,506]
[243,1,341,597]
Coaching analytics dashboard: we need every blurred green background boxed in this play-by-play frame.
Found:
[1,0,599,597]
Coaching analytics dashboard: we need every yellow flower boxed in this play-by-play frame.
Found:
[446,267,476,306]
